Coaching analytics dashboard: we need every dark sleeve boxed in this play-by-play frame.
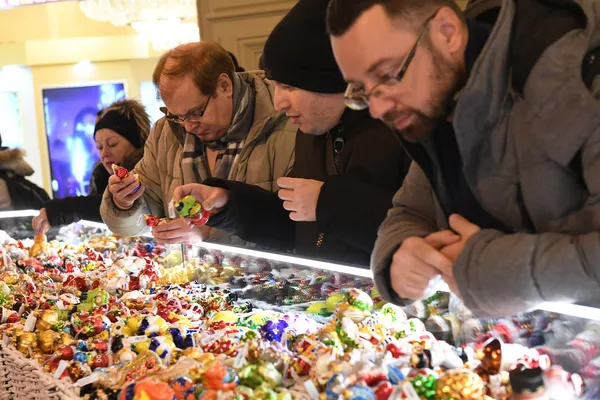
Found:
[316,123,410,253]
[203,178,295,250]
[28,180,51,203]
[88,163,109,196]
[45,195,103,227]
[12,177,51,209]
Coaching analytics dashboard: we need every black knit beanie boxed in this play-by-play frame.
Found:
[94,109,142,149]
[263,0,347,94]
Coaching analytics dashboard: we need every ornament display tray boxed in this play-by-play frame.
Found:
[0,341,80,400]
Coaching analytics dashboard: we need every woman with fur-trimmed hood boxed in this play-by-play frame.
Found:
[32,99,151,233]
[0,138,49,211]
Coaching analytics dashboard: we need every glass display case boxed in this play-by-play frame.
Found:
[0,210,597,400]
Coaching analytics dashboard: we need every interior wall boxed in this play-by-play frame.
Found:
[197,0,472,70]
[0,66,41,186]
[197,0,296,70]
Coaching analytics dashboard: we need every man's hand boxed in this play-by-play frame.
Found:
[172,184,230,215]
[439,214,481,299]
[277,178,324,222]
[151,218,205,245]
[390,230,460,300]
[32,208,50,235]
[439,214,481,262]
[108,174,145,210]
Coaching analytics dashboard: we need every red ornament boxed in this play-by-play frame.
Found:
[157,308,178,324]
[210,321,231,331]
[90,353,110,370]
[64,275,88,292]
[23,275,36,293]
[128,276,140,291]
[386,343,404,359]
[112,164,129,179]
[90,280,101,290]
[292,357,311,376]
[63,259,77,273]
[1,307,19,324]
[91,341,109,353]
[374,381,394,400]
[19,258,43,273]
[145,215,160,227]
[293,338,312,353]
[85,249,104,262]
[362,372,388,387]
[189,210,210,226]
[202,339,237,357]
[45,255,63,268]
[141,264,159,283]
[76,315,108,337]
[57,345,75,360]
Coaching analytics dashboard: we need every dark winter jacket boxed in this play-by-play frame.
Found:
[45,150,143,226]
[205,109,410,267]
[0,148,49,211]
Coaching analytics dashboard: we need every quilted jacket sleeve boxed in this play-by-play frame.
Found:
[371,162,439,305]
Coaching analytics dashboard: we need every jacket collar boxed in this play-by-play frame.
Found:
[325,109,372,139]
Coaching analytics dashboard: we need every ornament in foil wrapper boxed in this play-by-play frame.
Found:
[436,368,486,399]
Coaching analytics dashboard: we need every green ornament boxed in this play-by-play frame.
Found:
[239,365,262,389]
[0,292,10,306]
[258,362,282,389]
[236,386,254,397]
[254,387,277,400]
[410,375,438,400]
[276,390,293,400]
[325,293,346,313]
[335,320,359,350]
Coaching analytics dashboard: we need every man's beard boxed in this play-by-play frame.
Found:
[383,47,465,142]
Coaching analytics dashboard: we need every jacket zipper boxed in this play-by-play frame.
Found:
[315,126,345,253]
[316,232,325,250]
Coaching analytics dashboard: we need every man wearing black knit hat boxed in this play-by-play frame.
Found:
[173,0,411,266]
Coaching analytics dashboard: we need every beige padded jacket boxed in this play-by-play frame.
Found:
[100,71,297,239]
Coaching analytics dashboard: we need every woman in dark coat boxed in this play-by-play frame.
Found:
[32,99,151,233]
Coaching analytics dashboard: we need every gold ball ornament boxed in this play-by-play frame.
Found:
[38,330,59,353]
[36,310,59,331]
[58,332,74,347]
[436,369,486,400]
[17,332,38,355]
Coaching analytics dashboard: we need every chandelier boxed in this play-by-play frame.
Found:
[79,0,200,51]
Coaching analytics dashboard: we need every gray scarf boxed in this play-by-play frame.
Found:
[181,73,255,184]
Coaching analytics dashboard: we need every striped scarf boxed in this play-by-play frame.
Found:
[181,73,255,184]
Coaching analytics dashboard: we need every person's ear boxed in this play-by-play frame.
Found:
[217,73,233,98]
[430,6,465,57]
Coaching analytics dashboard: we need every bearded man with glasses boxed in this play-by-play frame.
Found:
[100,41,297,245]
[329,0,600,317]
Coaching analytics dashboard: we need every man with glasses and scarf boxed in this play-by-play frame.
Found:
[100,41,296,244]
[328,0,600,317]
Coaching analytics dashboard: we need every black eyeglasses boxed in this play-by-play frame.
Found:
[344,13,437,111]
[166,94,212,125]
